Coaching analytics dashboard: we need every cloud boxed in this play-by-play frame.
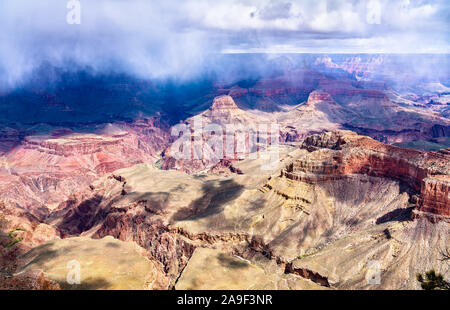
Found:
[0,0,448,88]
[258,2,294,20]
[0,0,213,87]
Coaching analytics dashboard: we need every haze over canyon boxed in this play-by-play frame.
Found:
[0,0,449,291]
[0,53,449,290]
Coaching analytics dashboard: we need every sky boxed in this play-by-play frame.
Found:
[0,0,449,87]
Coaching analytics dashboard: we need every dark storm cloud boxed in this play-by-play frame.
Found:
[0,0,448,88]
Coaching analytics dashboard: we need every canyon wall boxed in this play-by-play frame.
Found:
[282,131,450,220]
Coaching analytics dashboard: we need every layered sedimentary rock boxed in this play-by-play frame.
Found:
[45,164,236,282]
[0,118,169,210]
[3,130,449,290]
[222,69,322,110]
[175,247,326,290]
[162,83,450,175]
[0,119,170,272]
[208,95,244,118]
[0,201,60,273]
[418,175,450,218]
[218,65,450,146]
[162,93,345,174]
[282,131,449,219]
[0,270,61,290]
[161,95,275,173]
[339,56,385,79]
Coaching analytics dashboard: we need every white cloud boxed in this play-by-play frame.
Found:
[0,0,448,87]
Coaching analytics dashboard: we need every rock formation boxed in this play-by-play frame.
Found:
[283,131,449,220]
[1,131,438,290]
[1,54,449,290]
[0,118,170,210]
[0,270,61,290]
[161,82,450,174]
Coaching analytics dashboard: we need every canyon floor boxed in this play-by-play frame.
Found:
[0,55,449,290]
[1,130,448,290]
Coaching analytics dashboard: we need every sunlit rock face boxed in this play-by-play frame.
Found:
[0,54,449,290]
[16,236,169,290]
[7,131,441,290]
[417,175,450,218]
[286,131,449,220]
[161,95,267,174]
[0,118,170,211]
[0,270,61,290]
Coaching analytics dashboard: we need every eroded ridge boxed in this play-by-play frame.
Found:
[281,131,450,220]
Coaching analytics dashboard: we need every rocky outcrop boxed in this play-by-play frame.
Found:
[0,201,60,272]
[9,131,447,290]
[161,95,264,173]
[0,119,170,210]
[282,131,450,220]
[339,56,385,79]
[209,159,244,175]
[285,262,330,287]
[0,270,61,290]
[417,176,450,218]
[0,119,171,273]
[175,247,326,290]
[431,124,450,138]
[209,95,243,117]
[46,165,243,282]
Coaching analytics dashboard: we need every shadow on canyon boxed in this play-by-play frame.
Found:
[376,206,414,224]
[58,277,112,290]
[217,252,249,269]
[171,179,245,224]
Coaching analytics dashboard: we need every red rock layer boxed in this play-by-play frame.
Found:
[282,131,450,219]
[0,118,170,211]
[0,270,61,290]
[418,176,450,217]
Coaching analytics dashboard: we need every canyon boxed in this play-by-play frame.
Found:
[1,130,448,289]
[0,54,449,290]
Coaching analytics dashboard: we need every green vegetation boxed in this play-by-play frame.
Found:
[417,270,450,290]
[417,248,450,290]
[5,228,25,248]
[297,248,320,260]
[153,158,163,170]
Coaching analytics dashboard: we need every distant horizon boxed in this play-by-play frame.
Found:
[220,51,450,55]
[1,0,449,87]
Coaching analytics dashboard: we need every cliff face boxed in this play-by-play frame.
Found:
[283,131,450,220]
[3,130,445,290]
[161,93,345,174]
[161,95,265,173]
[217,65,450,146]
[161,91,450,175]
[0,201,60,273]
[0,118,170,211]
[0,270,61,290]
[208,95,243,117]
[418,176,450,218]
[45,165,209,282]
